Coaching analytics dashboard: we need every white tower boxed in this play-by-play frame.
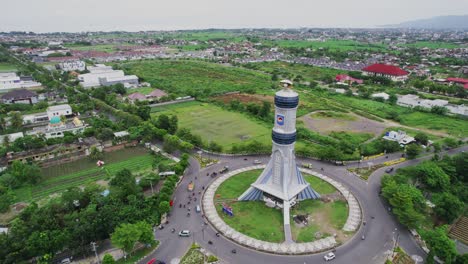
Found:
[238,80,320,242]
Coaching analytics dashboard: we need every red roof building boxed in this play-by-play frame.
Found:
[446,77,468,85]
[362,63,409,82]
[335,74,363,84]
[464,83,468,90]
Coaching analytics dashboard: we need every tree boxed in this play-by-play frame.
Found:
[136,106,151,121]
[443,137,459,148]
[432,192,464,223]
[135,221,154,245]
[2,135,10,148]
[259,101,271,118]
[406,144,421,159]
[9,111,23,129]
[414,133,429,146]
[111,223,141,256]
[102,254,116,264]
[163,134,180,153]
[0,116,6,132]
[159,201,170,215]
[422,226,457,264]
[89,146,103,161]
[156,114,171,131]
[168,115,178,134]
[388,94,398,105]
[431,106,448,115]
[432,142,441,153]
[415,162,450,191]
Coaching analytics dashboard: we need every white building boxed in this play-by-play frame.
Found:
[58,60,86,72]
[0,72,42,91]
[371,92,390,100]
[28,116,87,139]
[23,112,49,124]
[0,132,24,144]
[78,64,138,88]
[47,104,72,120]
[446,104,468,116]
[397,94,448,109]
[383,130,415,145]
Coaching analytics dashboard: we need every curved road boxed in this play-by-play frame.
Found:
[140,146,467,264]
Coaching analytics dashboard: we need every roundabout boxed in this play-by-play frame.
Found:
[202,165,362,254]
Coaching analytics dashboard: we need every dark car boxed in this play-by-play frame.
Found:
[385,167,394,173]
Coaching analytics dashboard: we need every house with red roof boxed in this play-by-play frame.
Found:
[127,92,146,103]
[446,77,468,86]
[335,74,363,85]
[362,63,409,82]
[146,89,167,101]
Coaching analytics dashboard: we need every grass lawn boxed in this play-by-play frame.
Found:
[401,41,460,49]
[303,174,336,195]
[127,87,156,95]
[152,102,271,149]
[0,63,17,72]
[65,43,132,52]
[117,60,273,96]
[268,40,387,52]
[180,245,205,264]
[14,147,158,202]
[214,170,345,243]
[291,200,348,242]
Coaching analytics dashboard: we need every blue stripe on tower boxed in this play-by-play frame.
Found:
[272,130,296,145]
[274,95,299,108]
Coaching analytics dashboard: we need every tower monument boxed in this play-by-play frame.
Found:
[238,80,320,242]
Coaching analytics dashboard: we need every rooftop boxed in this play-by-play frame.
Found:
[362,63,408,76]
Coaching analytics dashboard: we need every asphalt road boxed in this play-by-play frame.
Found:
[140,146,467,264]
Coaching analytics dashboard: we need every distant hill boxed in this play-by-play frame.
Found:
[383,15,468,29]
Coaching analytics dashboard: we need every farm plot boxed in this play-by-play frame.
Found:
[14,148,156,202]
[152,102,271,149]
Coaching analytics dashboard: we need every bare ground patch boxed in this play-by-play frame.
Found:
[300,111,388,137]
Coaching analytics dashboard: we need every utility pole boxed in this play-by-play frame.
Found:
[90,242,100,264]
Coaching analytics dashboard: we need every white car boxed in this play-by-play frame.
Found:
[178,230,191,237]
[253,160,262,164]
[324,252,335,261]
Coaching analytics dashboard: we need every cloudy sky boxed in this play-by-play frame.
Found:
[1,0,467,32]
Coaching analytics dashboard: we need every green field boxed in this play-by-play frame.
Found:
[214,170,346,243]
[401,41,460,49]
[127,87,156,95]
[14,147,156,202]
[304,175,336,195]
[268,39,387,52]
[0,63,17,72]
[291,200,348,242]
[152,102,271,149]
[117,60,273,96]
[65,43,132,52]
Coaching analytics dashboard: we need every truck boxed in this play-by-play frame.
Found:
[188,182,194,192]
[219,166,229,174]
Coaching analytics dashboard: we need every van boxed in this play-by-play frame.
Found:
[196,205,201,213]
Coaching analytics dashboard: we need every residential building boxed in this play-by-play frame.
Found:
[335,74,363,84]
[0,72,41,91]
[146,89,167,100]
[383,130,415,145]
[22,112,49,124]
[371,92,390,100]
[1,89,38,104]
[28,116,87,139]
[47,104,73,120]
[127,92,146,103]
[57,60,86,72]
[0,132,24,144]
[77,64,138,88]
[362,63,409,82]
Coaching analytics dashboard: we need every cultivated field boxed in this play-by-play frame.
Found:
[14,147,156,202]
[152,102,271,149]
[118,60,273,96]
[301,110,387,136]
[267,40,387,52]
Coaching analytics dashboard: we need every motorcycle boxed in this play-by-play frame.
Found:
[171,228,175,233]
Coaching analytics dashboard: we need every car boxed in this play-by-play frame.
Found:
[253,160,262,164]
[147,259,165,264]
[60,258,72,264]
[179,230,191,237]
[324,252,336,261]
[385,167,394,173]
[195,205,201,213]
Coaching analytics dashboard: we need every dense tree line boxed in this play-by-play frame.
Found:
[381,152,467,263]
